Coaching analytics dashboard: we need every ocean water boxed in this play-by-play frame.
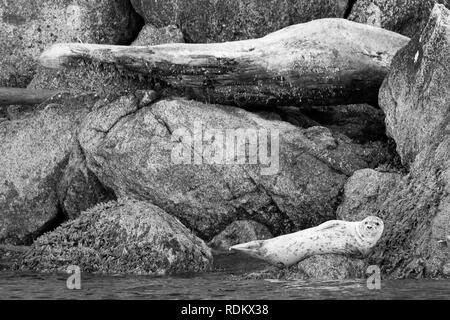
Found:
[1,271,450,300]
[1,254,449,300]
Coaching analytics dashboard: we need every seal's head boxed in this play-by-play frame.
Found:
[357,216,384,246]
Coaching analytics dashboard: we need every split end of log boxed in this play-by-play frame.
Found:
[39,43,78,69]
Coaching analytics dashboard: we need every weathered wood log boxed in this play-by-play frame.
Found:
[39,19,410,109]
[230,216,384,268]
[0,87,61,106]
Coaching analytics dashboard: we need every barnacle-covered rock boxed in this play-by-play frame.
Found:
[19,199,213,275]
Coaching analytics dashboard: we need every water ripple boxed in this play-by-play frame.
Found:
[1,271,449,300]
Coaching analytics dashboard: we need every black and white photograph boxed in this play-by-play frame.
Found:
[0,0,449,305]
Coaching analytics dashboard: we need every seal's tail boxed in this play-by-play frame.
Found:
[229,240,265,258]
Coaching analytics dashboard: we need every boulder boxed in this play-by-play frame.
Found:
[0,0,142,87]
[371,134,450,278]
[297,104,387,143]
[260,106,320,129]
[361,5,450,278]
[209,220,273,251]
[337,169,402,221]
[258,104,390,144]
[78,95,392,240]
[293,255,368,280]
[19,199,213,275]
[379,3,450,166]
[57,141,116,221]
[243,255,368,280]
[0,94,112,244]
[348,0,450,37]
[130,0,349,43]
[132,24,184,46]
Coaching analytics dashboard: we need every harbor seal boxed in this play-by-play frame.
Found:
[229,216,384,268]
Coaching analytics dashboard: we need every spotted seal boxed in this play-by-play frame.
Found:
[230,216,384,268]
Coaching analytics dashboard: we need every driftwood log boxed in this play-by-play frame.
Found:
[0,87,60,106]
[39,19,410,109]
[230,216,384,268]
